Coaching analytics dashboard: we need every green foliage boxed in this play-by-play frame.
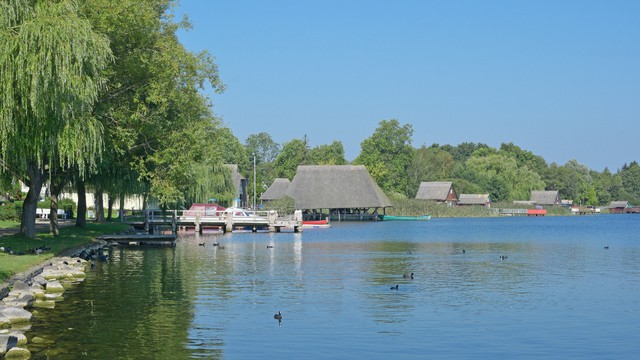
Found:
[0,0,112,176]
[354,119,414,196]
[619,161,640,204]
[0,202,22,221]
[245,132,280,164]
[79,0,229,209]
[262,196,296,215]
[0,222,129,282]
[409,145,456,193]
[307,141,347,165]
[272,138,309,180]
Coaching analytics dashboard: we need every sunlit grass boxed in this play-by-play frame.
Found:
[0,222,129,282]
[387,199,573,217]
[0,220,20,228]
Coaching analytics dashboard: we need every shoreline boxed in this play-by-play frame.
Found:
[0,240,107,300]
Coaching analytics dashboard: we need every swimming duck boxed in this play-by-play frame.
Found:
[390,284,399,290]
[499,255,508,260]
[403,272,414,279]
[267,245,274,249]
[274,311,283,321]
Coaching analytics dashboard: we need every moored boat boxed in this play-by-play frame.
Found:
[381,215,431,221]
[302,219,331,228]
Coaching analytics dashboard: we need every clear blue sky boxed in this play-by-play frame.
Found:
[174,0,639,171]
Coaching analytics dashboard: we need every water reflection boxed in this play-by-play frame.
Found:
[23,216,640,359]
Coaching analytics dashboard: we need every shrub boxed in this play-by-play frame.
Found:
[0,202,22,221]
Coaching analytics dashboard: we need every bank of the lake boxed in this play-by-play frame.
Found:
[17,214,640,359]
[0,222,130,284]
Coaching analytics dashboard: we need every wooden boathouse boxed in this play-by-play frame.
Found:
[415,181,458,206]
[284,165,392,221]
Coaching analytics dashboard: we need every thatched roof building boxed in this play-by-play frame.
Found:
[260,178,291,201]
[530,190,560,205]
[458,194,491,207]
[285,165,392,211]
[609,201,629,209]
[415,181,458,205]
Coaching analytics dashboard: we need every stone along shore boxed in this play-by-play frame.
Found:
[0,243,106,359]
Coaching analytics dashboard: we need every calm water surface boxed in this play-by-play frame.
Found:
[26,215,640,359]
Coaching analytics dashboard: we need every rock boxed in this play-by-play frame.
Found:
[30,336,51,344]
[31,275,47,286]
[0,314,8,327]
[0,334,18,355]
[0,307,32,324]
[10,282,29,293]
[2,294,34,309]
[32,300,55,309]
[45,280,65,294]
[44,293,63,301]
[4,346,31,360]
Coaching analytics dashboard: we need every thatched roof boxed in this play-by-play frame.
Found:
[415,181,454,201]
[609,201,629,209]
[458,194,490,205]
[530,190,560,205]
[285,165,392,209]
[260,178,290,201]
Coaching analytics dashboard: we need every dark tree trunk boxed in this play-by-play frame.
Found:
[119,195,125,219]
[76,179,87,228]
[107,195,114,221]
[20,164,44,238]
[48,173,69,236]
[95,189,105,222]
[49,192,60,236]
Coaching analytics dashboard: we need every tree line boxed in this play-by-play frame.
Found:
[242,119,640,209]
[1,1,638,239]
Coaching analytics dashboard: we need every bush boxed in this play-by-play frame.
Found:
[0,202,22,221]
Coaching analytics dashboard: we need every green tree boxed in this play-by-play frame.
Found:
[354,119,414,196]
[272,138,309,180]
[409,145,455,195]
[81,0,228,211]
[0,0,112,237]
[619,161,640,204]
[245,132,280,164]
[439,142,489,162]
[464,153,544,202]
[308,141,347,165]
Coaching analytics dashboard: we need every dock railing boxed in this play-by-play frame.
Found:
[122,209,302,234]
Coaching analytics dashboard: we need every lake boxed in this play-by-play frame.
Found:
[25,215,640,359]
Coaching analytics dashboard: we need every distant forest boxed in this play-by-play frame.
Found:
[239,120,640,206]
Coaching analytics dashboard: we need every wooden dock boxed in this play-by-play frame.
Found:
[97,234,177,245]
[494,208,547,216]
[127,209,303,235]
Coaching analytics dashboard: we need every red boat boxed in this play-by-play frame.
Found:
[302,219,331,228]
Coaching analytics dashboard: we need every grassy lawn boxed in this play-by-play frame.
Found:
[0,222,129,282]
[0,220,20,228]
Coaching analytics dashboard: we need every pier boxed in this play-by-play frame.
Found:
[121,209,303,234]
[494,208,547,216]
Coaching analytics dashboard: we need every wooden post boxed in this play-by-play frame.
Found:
[195,213,201,234]
[225,211,233,233]
[144,210,149,233]
[172,210,177,235]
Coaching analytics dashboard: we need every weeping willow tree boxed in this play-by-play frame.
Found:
[0,0,112,237]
